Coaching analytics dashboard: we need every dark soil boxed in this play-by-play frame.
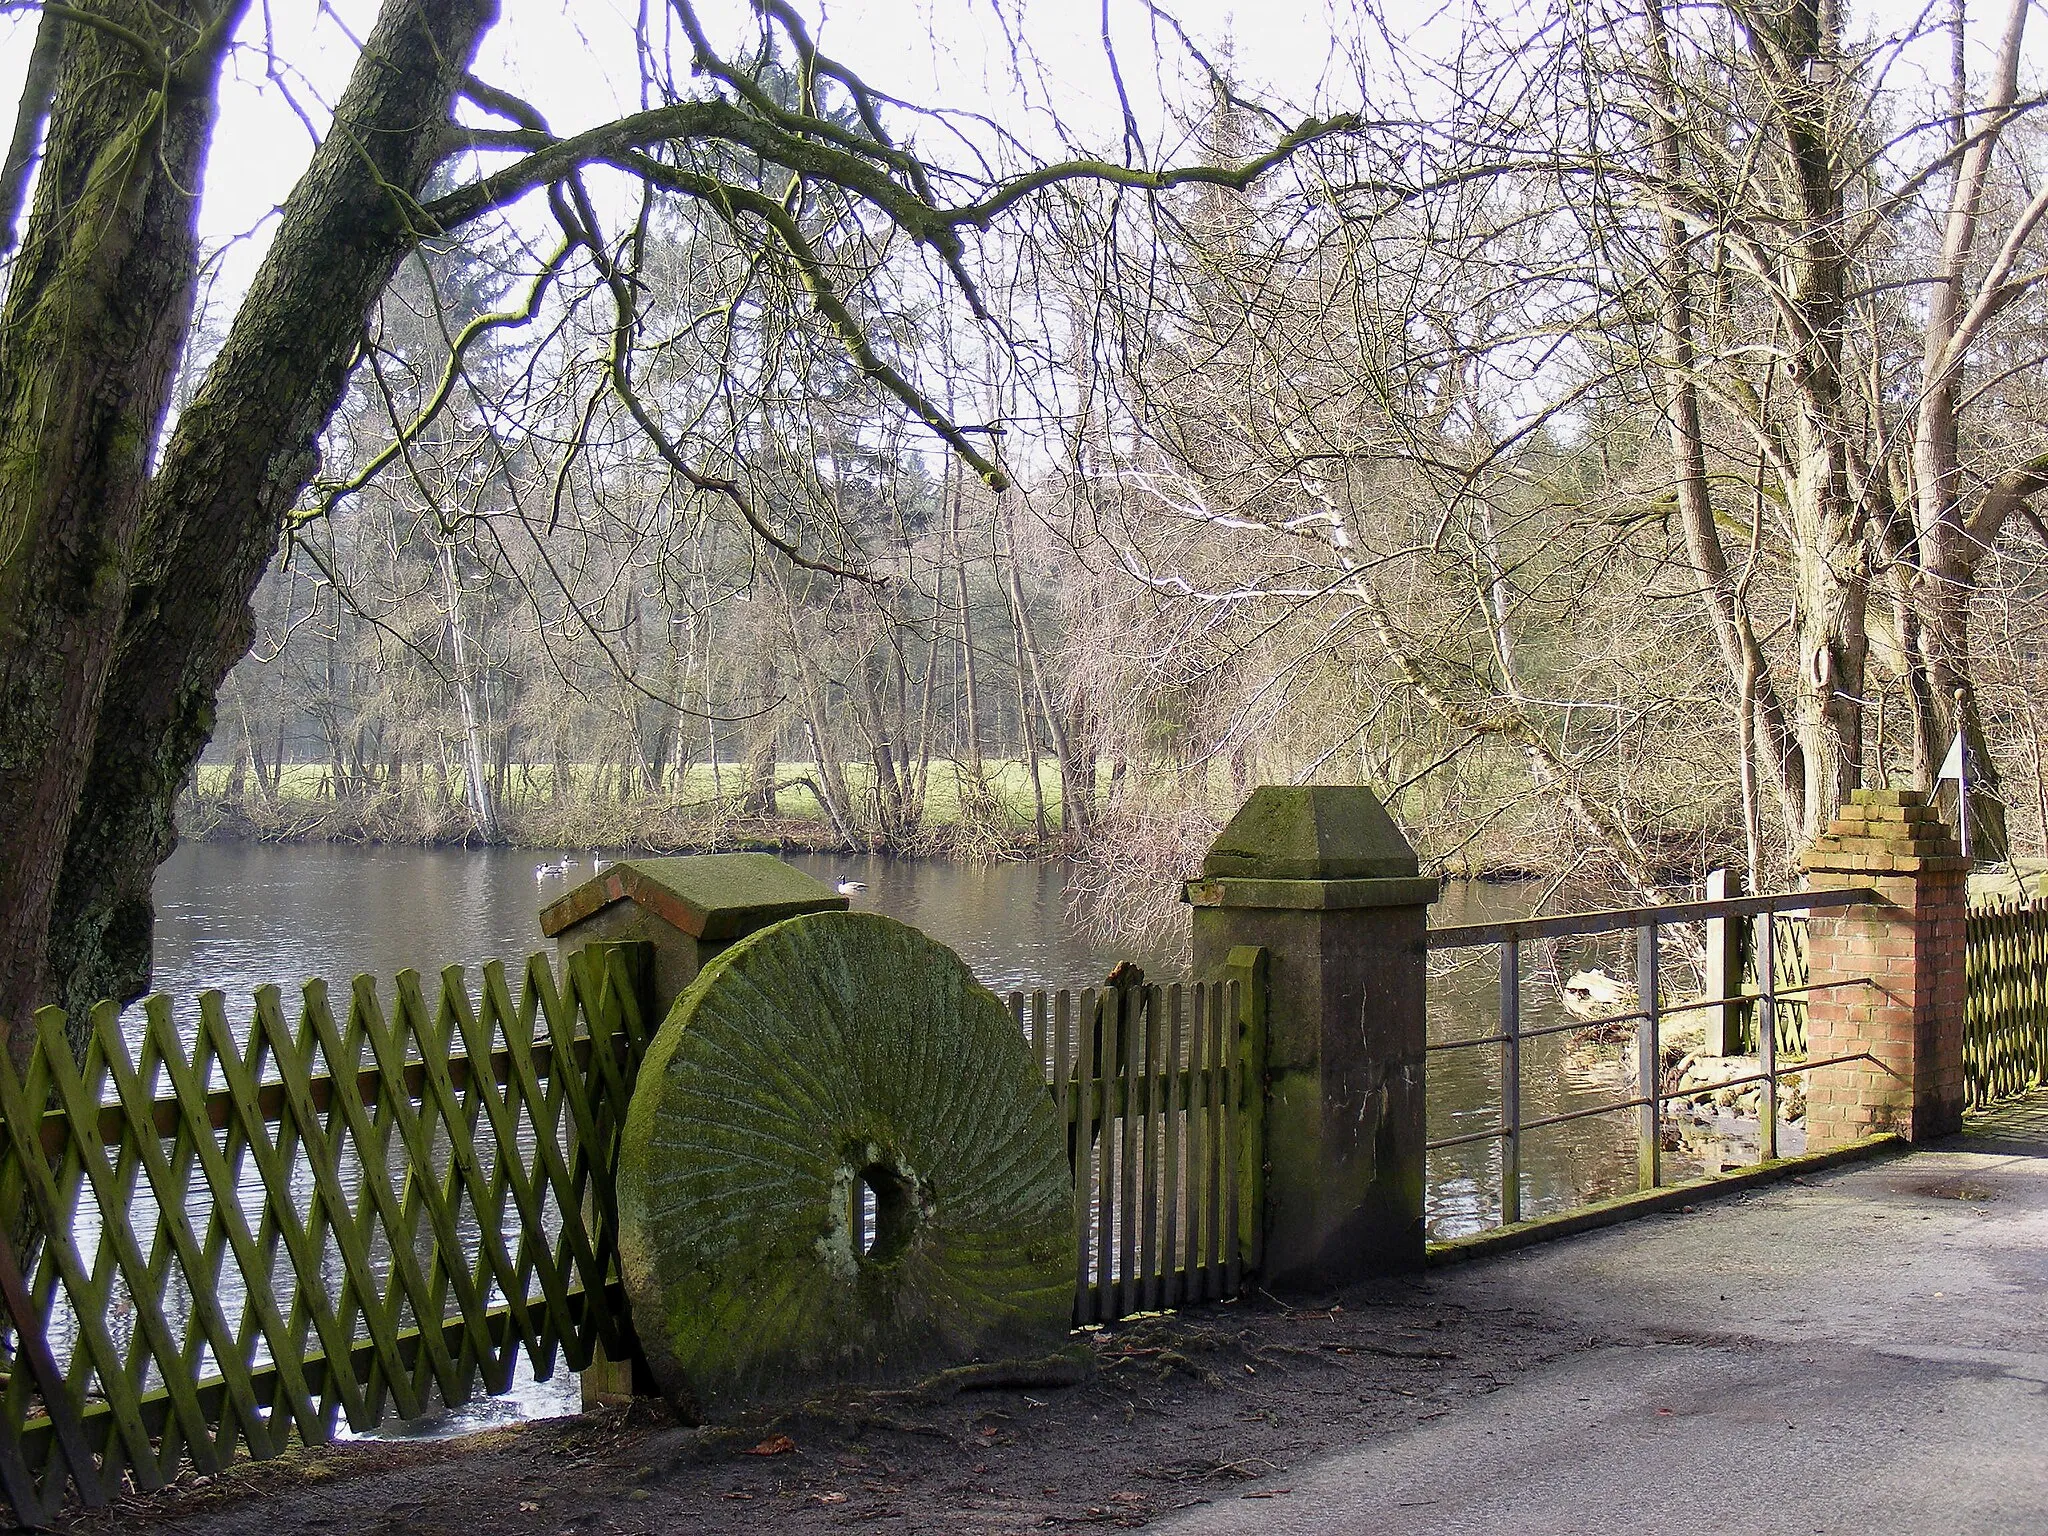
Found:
[58,1276,1587,1536]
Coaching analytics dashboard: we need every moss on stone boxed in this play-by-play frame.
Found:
[615,911,1075,1422]
[1200,786,1419,881]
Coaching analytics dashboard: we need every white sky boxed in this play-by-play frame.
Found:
[0,0,2023,386]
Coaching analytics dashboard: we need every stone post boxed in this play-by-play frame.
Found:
[1184,787,1436,1288]
[539,853,847,1403]
[540,853,848,1007]
[1799,789,1969,1148]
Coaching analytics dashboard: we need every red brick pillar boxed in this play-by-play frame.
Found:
[1799,788,1968,1148]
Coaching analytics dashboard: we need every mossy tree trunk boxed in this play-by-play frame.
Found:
[0,0,243,1047]
[40,0,500,1027]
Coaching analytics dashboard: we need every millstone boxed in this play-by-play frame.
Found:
[616,911,1075,1419]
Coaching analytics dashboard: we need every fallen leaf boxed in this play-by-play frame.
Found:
[1243,1488,1293,1499]
[518,1502,540,1513]
[812,1491,849,1505]
[745,1435,797,1457]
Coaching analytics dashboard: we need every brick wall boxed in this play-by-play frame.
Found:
[1799,789,1968,1146]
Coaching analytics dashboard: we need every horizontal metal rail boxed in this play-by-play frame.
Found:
[1428,883,1883,1235]
[1426,976,1876,1055]
[1426,1050,1882,1151]
[1424,886,1876,951]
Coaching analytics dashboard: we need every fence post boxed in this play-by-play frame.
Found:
[1185,786,1436,1288]
[1799,788,1969,1147]
[540,853,848,1404]
[1702,868,1743,1055]
[1222,945,1269,1280]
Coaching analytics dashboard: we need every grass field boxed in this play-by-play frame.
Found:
[178,756,1197,851]
[188,757,1106,819]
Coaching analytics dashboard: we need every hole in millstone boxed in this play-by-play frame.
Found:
[855,1161,919,1265]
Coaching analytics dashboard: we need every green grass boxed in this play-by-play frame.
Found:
[189,757,1100,830]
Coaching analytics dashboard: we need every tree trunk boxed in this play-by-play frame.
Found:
[1756,4,1867,845]
[438,542,498,841]
[0,1,246,1043]
[43,0,500,1022]
[739,649,780,818]
[1903,0,2032,859]
[1013,604,1049,847]
[947,482,985,789]
[1640,0,1805,842]
[997,522,1073,837]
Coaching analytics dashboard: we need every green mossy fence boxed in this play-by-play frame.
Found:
[0,950,1261,1525]
[0,943,655,1527]
[12,888,2029,1526]
[1962,899,2048,1109]
[1008,978,1262,1325]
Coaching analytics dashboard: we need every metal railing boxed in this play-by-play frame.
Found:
[1424,888,1878,1229]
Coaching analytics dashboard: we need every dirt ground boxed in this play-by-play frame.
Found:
[55,1273,1590,1536]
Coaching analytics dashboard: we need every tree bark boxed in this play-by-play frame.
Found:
[1751,4,1868,844]
[1905,0,2033,858]
[44,0,500,1023]
[0,0,245,1042]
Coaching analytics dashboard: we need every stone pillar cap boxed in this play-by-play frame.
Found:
[1201,785,1420,881]
[540,853,847,941]
[1800,787,1968,874]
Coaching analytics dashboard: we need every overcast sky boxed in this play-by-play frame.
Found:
[0,0,1369,298]
[0,1,2014,308]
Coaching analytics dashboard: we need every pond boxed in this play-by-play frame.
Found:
[134,841,1741,1433]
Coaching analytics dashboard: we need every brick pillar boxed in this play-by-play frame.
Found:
[1799,788,1968,1148]
[1186,786,1436,1287]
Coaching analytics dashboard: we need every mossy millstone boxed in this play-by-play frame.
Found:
[616,911,1075,1419]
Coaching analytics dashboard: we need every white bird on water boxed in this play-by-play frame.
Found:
[836,879,866,895]
[532,858,573,882]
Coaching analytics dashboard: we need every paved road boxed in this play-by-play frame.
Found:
[1165,1099,2048,1536]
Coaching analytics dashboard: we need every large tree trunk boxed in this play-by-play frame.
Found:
[1755,3,1867,845]
[44,0,500,1023]
[0,1,245,1044]
[1903,0,2034,859]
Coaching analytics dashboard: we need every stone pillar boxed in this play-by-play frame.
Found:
[540,853,848,1013]
[1799,789,1969,1148]
[1185,787,1436,1288]
[539,853,846,1403]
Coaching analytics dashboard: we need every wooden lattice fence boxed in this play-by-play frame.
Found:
[1758,898,2047,1111]
[1964,899,2048,1110]
[0,942,655,1527]
[1734,912,1810,1054]
[0,944,1268,1527]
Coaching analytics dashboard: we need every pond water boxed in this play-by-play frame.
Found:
[131,841,1743,1434]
